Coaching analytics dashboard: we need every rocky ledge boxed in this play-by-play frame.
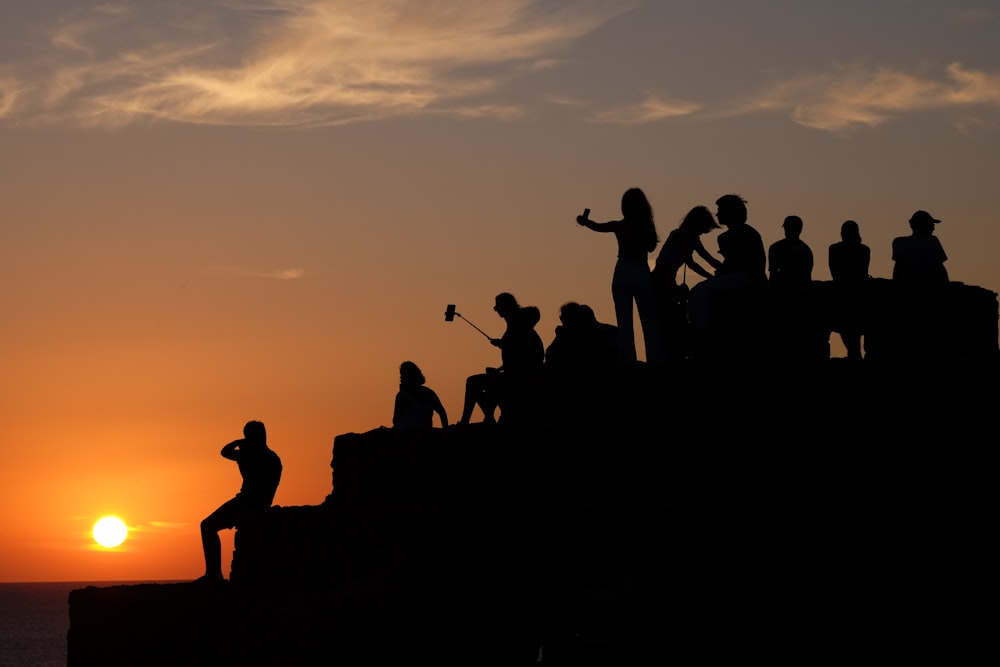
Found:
[69,286,1000,666]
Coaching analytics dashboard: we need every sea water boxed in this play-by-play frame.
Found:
[0,581,178,667]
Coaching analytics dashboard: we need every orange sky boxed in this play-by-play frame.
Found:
[2,1,1000,582]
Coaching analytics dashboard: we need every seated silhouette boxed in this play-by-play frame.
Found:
[393,361,448,429]
[892,210,948,286]
[459,293,544,425]
[768,215,813,286]
[198,421,282,583]
[688,194,766,333]
[545,302,617,370]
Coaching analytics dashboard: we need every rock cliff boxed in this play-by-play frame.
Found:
[69,284,1000,665]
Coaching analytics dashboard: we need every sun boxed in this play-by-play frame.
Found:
[93,516,129,548]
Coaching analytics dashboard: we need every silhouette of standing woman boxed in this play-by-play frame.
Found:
[829,220,870,360]
[577,188,664,363]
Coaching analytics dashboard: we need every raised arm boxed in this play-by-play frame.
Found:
[220,439,242,461]
[576,209,618,232]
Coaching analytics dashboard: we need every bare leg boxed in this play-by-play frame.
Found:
[198,498,240,582]
[460,374,487,424]
[200,519,224,580]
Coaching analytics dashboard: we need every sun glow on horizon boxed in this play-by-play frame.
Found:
[93,516,129,549]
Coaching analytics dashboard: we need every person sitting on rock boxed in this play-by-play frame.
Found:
[198,420,282,584]
[545,302,618,370]
[459,293,543,425]
[393,361,448,429]
[688,194,766,331]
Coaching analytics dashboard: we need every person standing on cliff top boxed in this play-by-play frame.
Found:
[198,420,282,583]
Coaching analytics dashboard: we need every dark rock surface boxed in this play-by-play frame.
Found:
[69,286,1000,666]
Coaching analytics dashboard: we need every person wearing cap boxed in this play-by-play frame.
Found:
[891,210,948,286]
[768,215,814,286]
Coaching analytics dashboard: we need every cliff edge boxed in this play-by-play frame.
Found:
[69,284,1000,665]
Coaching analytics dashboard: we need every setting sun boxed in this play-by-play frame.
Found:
[93,516,128,549]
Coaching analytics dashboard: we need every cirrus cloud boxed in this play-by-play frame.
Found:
[0,0,634,128]
[728,62,1000,132]
[587,94,701,125]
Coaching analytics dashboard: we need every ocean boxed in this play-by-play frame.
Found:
[0,581,179,667]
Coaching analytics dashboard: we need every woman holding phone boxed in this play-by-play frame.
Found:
[576,187,663,364]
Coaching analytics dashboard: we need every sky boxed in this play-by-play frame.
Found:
[2,0,999,582]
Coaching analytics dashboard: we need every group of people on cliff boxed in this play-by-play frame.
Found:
[195,191,950,583]
[393,189,949,428]
[577,188,947,364]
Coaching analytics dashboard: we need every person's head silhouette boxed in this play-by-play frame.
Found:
[494,292,519,319]
[242,420,266,447]
[559,302,584,327]
[399,361,425,387]
[520,305,541,329]
[680,205,720,236]
[840,220,861,244]
[909,210,940,236]
[716,194,748,228]
[782,215,803,239]
[621,187,653,222]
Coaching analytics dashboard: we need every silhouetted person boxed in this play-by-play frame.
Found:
[829,220,871,360]
[579,303,619,364]
[715,194,766,285]
[459,293,544,425]
[768,215,814,286]
[830,220,870,285]
[688,194,766,330]
[576,188,664,363]
[199,420,282,583]
[393,361,448,429]
[892,210,948,286]
[652,206,723,357]
[545,302,617,369]
[654,205,723,287]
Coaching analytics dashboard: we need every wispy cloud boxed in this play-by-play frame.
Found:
[265,268,306,280]
[728,62,1000,132]
[145,521,188,530]
[0,0,633,127]
[588,94,701,125]
[214,266,307,280]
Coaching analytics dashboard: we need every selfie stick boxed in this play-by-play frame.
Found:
[444,304,492,340]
